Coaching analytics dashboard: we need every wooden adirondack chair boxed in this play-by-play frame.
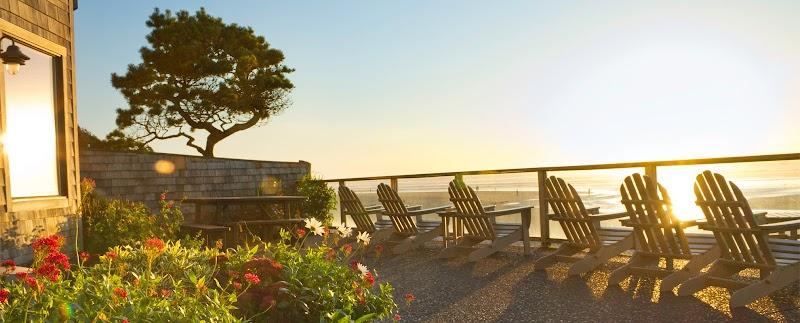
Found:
[608,173,720,291]
[534,176,634,276]
[338,185,394,243]
[437,178,533,261]
[677,171,800,308]
[376,183,450,254]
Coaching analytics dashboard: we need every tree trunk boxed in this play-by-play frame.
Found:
[202,137,218,157]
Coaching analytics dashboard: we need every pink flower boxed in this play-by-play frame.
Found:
[296,228,307,237]
[160,192,167,201]
[394,313,401,321]
[233,281,242,290]
[244,272,261,285]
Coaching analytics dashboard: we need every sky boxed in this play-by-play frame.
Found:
[75,1,800,179]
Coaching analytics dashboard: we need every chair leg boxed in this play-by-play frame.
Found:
[730,262,800,308]
[438,238,481,259]
[677,261,744,296]
[608,253,658,286]
[568,234,634,276]
[468,230,521,262]
[521,210,531,255]
[392,224,442,254]
[661,245,720,292]
[534,244,582,270]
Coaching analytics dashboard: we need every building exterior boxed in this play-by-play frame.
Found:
[0,0,79,263]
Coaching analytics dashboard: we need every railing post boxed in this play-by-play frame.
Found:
[338,180,346,225]
[537,171,550,248]
[645,165,657,182]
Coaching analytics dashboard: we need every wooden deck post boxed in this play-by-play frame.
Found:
[338,180,346,225]
[537,171,550,248]
[645,165,657,183]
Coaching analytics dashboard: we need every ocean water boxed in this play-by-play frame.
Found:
[332,160,800,239]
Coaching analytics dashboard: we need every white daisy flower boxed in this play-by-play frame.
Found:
[356,231,371,245]
[304,218,325,236]
[356,262,369,276]
[335,223,353,238]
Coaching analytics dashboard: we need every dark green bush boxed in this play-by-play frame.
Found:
[295,175,336,224]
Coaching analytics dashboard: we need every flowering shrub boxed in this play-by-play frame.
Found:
[80,178,184,254]
[0,224,407,322]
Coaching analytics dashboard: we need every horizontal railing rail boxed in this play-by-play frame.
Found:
[323,152,800,247]
[321,153,800,182]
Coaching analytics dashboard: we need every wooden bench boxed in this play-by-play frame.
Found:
[180,223,230,247]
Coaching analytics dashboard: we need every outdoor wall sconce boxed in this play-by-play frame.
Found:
[0,36,30,75]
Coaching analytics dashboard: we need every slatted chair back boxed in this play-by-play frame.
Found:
[448,179,494,240]
[694,171,775,269]
[338,185,375,233]
[376,183,417,235]
[544,176,600,249]
[620,173,691,258]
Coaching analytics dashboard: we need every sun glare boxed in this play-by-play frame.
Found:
[657,167,706,221]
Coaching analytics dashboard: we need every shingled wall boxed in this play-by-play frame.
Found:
[79,150,311,221]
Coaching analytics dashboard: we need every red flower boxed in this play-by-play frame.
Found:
[296,228,307,237]
[405,293,416,303]
[45,252,71,270]
[351,260,359,270]
[15,272,27,279]
[232,281,242,290]
[244,272,261,285]
[394,313,401,321]
[114,287,128,298]
[24,276,40,291]
[342,244,353,255]
[2,259,15,268]
[31,235,64,253]
[79,251,90,263]
[160,192,167,201]
[122,320,129,323]
[0,289,9,303]
[160,289,172,298]
[144,237,166,252]
[35,263,61,282]
[105,251,118,260]
[363,271,375,286]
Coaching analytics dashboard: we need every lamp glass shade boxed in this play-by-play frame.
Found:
[4,62,20,75]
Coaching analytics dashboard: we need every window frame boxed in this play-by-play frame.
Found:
[0,20,70,212]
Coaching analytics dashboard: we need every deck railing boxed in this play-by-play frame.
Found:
[321,153,800,247]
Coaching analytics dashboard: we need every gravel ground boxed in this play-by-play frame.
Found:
[364,243,800,323]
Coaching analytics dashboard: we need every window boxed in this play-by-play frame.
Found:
[3,41,63,198]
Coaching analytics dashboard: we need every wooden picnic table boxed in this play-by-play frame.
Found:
[183,195,307,245]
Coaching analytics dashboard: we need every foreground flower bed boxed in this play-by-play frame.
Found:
[0,229,402,322]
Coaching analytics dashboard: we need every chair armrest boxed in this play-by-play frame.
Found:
[485,206,534,217]
[589,212,629,221]
[364,205,383,211]
[620,219,697,228]
[586,207,600,215]
[406,204,423,211]
[759,219,800,233]
[437,205,508,217]
[406,205,451,216]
